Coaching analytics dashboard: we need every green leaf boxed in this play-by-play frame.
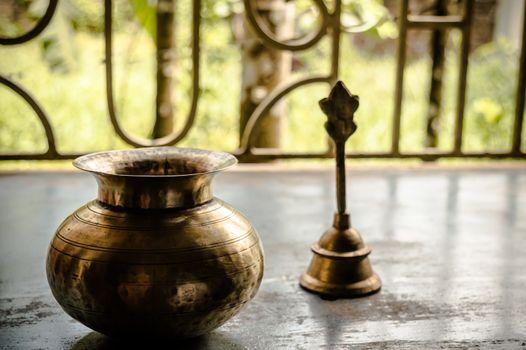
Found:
[128,0,156,40]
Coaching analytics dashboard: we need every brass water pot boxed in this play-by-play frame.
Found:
[46,147,264,338]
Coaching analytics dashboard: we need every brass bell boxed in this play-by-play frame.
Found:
[300,81,381,299]
[300,212,381,298]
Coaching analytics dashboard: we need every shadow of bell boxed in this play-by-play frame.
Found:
[70,331,246,350]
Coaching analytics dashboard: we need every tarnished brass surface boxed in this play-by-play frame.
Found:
[46,147,264,338]
[300,82,381,298]
[72,147,237,209]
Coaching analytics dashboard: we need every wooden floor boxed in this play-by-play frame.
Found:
[0,166,525,349]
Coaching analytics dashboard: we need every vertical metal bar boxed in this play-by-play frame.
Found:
[104,0,125,142]
[453,0,474,154]
[512,2,526,154]
[153,0,176,138]
[392,0,409,155]
[330,0,342,83]
[335,140,346,214]
[326,0,342,156]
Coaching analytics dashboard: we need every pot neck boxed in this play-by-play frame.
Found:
[93,173,215,209]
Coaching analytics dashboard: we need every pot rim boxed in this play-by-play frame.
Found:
[73,146,238,178]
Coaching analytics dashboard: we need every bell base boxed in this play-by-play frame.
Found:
[299,272,381,299]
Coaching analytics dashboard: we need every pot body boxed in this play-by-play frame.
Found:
[46,198,264,338]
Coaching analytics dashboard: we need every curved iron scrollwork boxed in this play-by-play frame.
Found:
[0,75,57,157]
[239,75,331,151]
[237,0,342,158]
[0,0,524,161]
[0,0,59,45]
[0,0,63,160]
[104,0,201,147]
[242,0,330,51]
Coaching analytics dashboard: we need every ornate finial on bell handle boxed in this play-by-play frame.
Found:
[299,81,381,298]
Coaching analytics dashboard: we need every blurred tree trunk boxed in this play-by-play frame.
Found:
[238,0,294,149]
[425,0,447,148]
[152,0,176,138]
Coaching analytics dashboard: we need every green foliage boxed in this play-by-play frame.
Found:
[36,2,79,74]
[128,0,156,40]
[463,39,518,151]
[342,0,397,39]
[471,98,504,147]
